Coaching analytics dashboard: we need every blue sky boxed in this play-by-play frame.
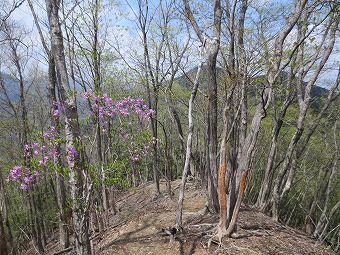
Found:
[5,0,340,88]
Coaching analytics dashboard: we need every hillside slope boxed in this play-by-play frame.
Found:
[26,180,333,255]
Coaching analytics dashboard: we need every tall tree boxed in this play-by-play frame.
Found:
[45,0,92,253]
[0,173,8,255]
[1,19,46,253]
[175,58,202,228]
[183,0,222,212]
[215,0,309,241]
[27,0,70,247]
[270,3,339,221]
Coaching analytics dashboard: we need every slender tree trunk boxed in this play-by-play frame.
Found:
[206,57,219,212]
[139,6,160,194]
[48,56,69,248]
[166,96,185,167]
[183,0,222,212]
[303,162,324,235]
[27,1,70,247]
[314,120,339,240]
[216,105,229,239]
[158,121,173,198]
[0,212,8,255]
[225,170,248,236]
[255,63,296,212]
[9,26,46,252]
[175,62,202,228]
[28,190,44,254]
[0,174,8,255]
[315,201,340,242]
[45,0,91,253]
[225,0,248,223]
[92,0,110,213]
[0,190,14,254]
[271,13,337,221]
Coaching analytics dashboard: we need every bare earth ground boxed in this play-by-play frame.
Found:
[27,180,334,255]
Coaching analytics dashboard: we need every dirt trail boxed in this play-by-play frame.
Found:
[28,180,334,255]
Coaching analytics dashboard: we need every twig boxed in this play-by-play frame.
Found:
[53,246,73,255]
[19,227,41,255]
[188,223,216,228]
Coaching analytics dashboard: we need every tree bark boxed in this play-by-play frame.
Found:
[138,0,160,194]
[45,0,91,253]
[183,0,222,212]
[216,104,229,238]
[0,174,14,254]
[271,12,338,221]
[0,212,7,255]
[175,61,202,228]
[314,120,339,240]
[0,174,8,255]
[27,0,70,247]
[48,56,70,248]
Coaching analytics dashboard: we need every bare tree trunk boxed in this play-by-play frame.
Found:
[28,190,44,254]
[303,162,324,235]
[315,201,340,242]
[48,56,69,248]
[27,1,70,247]
[175,61,202,228]
[0,176,14,254]
[157,120,173,198]
[271,13,338,221]
[45,0,91,253]
[4,19,46,252]
[303,69,339,235]
[138,1,160,194]
[225,170,248,236]
[225,0,248,224]
[0,174,8,255]
[216,105,229,239]
[164,34,190,170]
[222,0,307,230]
[314,120,339,241]
[0,212,8,255]
[183,0,222,212]
[165,96,185,167]
[92,0,109,214]
[256,70,295,211]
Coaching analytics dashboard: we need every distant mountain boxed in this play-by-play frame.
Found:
[0,72,91,119]
[175,66,329,100]
[0,73,20,102]
[310,84,329,98]
[174,65,227,90]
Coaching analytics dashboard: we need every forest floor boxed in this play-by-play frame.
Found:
[26,179,334,255]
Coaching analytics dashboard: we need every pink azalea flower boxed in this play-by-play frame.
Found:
[53,109,60,116]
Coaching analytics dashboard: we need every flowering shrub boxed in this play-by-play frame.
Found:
[85,91,161,165]
[7,126,60,189]
[7,92,161,189]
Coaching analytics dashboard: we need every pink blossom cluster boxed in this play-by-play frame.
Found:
[85,90,155,123]
[67,146,78,162]
[7,165,40,190]
[84,91,160,163]
[8,92,161,190]
[7,126,60,189]
[52,101,64,117]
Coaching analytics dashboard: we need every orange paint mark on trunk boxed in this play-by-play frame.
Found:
[239,170,248,195]
[218,163,227,207]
